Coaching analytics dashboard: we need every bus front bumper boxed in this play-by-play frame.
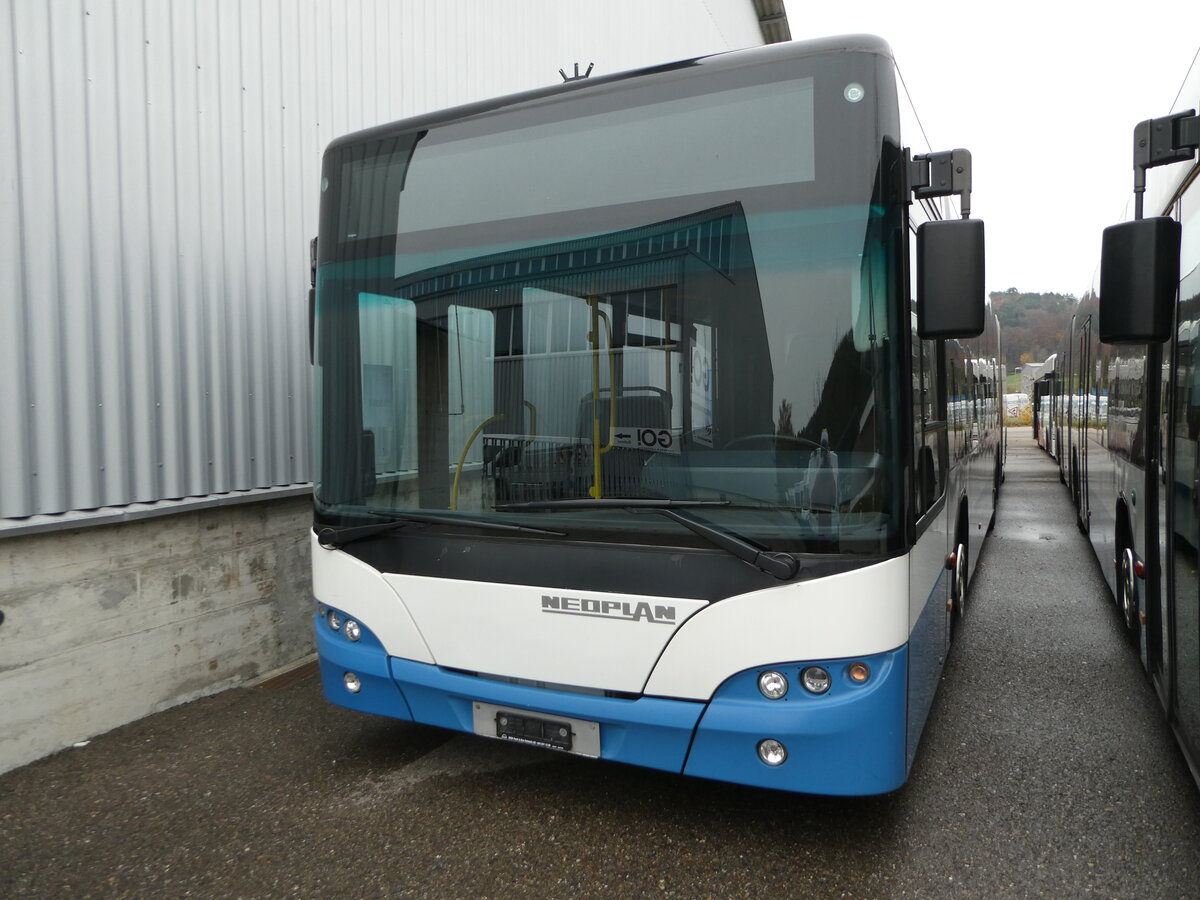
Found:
[315,611,909,796]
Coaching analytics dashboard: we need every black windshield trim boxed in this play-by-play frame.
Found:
[317,510,565,549]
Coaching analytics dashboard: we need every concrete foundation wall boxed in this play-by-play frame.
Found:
[0,497,313,775]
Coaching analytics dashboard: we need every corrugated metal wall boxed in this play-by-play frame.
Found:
[0,0,770,520]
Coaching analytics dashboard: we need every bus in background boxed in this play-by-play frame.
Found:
[1059,290,1111,541]
[1031,353,1058,455]
[308,36,1000,796]
[1087,49,1200,788]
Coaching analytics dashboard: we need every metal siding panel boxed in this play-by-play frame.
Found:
[278,0,306,483]
[0,1,33,517]
[196,2,227,494]
[241,0,269,491]
[214,0,245,494]
[170,0,211,495]
[49,3,99,511]
[145,0,185,500]
[115,0,161,506]
[86,0,133,505]
[16,0,72,517]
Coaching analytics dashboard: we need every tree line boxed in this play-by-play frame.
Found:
[990,288,1081,370]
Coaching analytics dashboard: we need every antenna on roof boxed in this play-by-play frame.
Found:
[559,63,594,83]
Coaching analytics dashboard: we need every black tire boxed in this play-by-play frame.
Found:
[951,540,968,620]
[1118,546,1141,646]
[988,459,1001,532]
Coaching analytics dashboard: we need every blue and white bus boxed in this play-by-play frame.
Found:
[309,35,1001,796]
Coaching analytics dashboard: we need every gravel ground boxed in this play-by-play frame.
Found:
[2,433,1198,899]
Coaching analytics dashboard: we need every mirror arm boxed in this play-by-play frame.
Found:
[1132,110,1199,219]
[907,149,973,219]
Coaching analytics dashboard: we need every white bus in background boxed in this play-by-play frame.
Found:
[1073,49,1200,790]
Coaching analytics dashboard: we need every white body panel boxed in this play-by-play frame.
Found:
[314,534,913,701]
[644,556,910,699]
[909,513,950,631]
[382,573,708,694]
[310,534,434,664]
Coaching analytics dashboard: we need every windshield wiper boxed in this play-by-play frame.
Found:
[496,498,799,580]
[316,511,566,550]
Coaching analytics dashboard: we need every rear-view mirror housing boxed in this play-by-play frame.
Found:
[1099,217,1180,344]
[917,218,985,339]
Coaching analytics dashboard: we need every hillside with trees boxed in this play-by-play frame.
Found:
[990,288,1078,369]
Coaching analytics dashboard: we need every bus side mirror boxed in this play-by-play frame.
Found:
[1098,217,1180,344]
[917,218,985,339]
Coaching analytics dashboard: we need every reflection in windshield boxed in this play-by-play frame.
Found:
[318,195,902,554]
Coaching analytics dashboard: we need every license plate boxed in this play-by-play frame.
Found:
[471,702,601,757]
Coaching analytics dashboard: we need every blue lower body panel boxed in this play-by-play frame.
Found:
[316,608,911,795]
[684,646,909,795]
[391,658,704,773]
[315,614,414,721]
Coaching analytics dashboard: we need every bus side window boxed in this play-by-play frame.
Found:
[913,331,946,517]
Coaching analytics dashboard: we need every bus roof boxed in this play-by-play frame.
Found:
[324,34,895,156]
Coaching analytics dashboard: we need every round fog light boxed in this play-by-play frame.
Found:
[344,620,361,642]
[326,610,342,631]
[757,738,788,766]
[801,666,831,694]
[757,670,789,700]
[848,661,871,683]
[343,672,362,693]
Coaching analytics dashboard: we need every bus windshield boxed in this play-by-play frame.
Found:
[315,54,906,555]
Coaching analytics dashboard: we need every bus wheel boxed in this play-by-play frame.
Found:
[1118,546,1140,644]
[951,541,968,618]
[988,459,1001,532]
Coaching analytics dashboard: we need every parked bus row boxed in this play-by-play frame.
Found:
[308,36,1005,796]
[1031,51,1200,789]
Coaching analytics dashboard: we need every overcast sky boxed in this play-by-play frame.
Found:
[780,0,1200,297]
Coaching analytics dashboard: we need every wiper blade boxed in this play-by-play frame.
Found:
[635,507,799,580]
[496,498,799,580]
[316,511,566,549]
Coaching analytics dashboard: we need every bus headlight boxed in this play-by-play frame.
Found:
[326,609,342,631]
[343,672,362,693]
[757,739,788,766]
[757,670,789,699]
[344,620,362,642]
[801,666,831,694]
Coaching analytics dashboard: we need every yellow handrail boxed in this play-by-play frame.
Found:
[587,299,618,498]
[522,400,538,445]
[598,308,616,455]
[449,413,503,510]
